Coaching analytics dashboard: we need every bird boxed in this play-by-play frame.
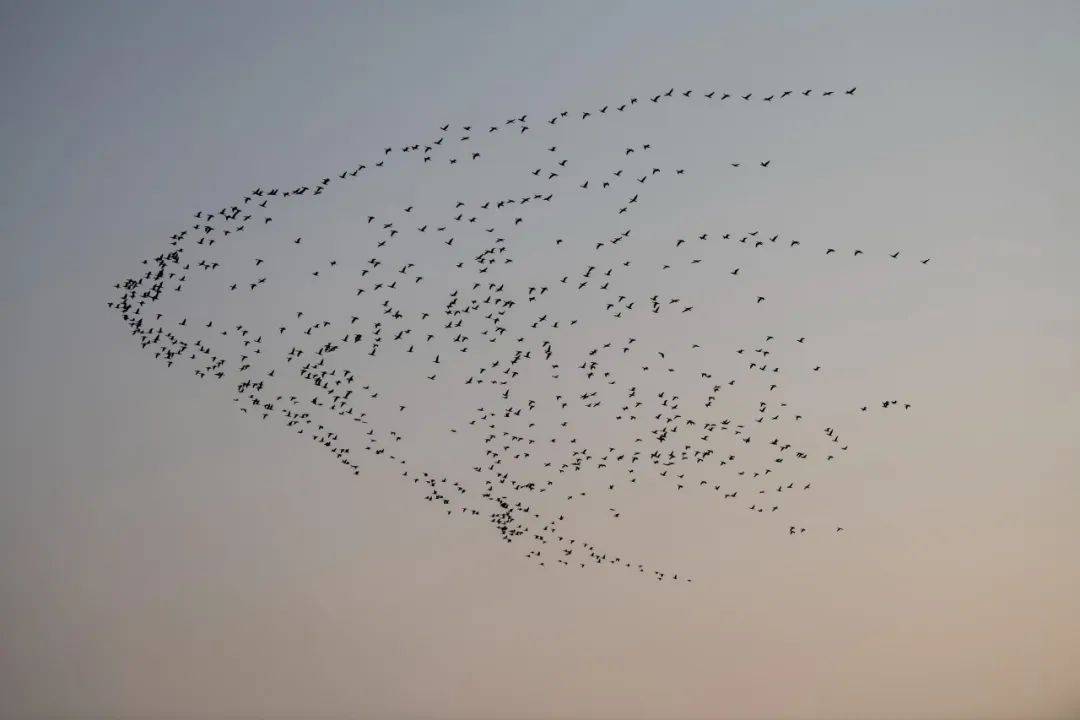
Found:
[107,76,914,583]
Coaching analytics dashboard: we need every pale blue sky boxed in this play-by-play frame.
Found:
[2,2,1079,718]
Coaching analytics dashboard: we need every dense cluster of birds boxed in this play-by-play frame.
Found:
[109,85,928,582]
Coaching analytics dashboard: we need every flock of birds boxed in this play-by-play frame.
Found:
[109,85,929,582]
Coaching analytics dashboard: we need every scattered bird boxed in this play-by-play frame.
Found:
[108,81,912,583]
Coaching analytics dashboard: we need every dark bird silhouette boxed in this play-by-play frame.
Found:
[107,76,905,581]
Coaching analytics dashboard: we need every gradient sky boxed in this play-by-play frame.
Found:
[2,2,1079,719]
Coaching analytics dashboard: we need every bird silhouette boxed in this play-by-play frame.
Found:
[108,79,905,582]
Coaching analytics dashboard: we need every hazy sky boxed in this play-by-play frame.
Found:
[2,2,1079,719]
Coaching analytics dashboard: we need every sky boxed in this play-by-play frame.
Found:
[2,2,1079,719]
